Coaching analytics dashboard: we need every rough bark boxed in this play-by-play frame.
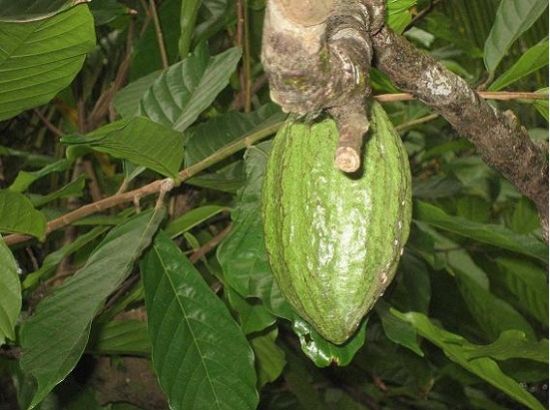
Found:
[261,0,385,172]
[371,26,549,237]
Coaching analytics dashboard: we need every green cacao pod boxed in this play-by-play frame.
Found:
[262,102,412,344]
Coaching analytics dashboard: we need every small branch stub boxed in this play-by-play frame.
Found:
[330,105,369,173]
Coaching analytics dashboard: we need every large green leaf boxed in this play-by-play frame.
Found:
[496,257,548,325]
[62,117,184,178]
[0,190,46,240]
[414,201,547,262]
[484,0,548,72]
[454,273,536,342]
[393,310,545,410]
[20,209,165,409]
[414,224,535,341]
[217,141,294,320]
[462,330,548,363]
[489,40,549,90]
[88,319,150,356]
[178,0,201,57]
[138,46,242,131]
[113,70,161,118]
[0,0,81,21]
[0,5,95,121]
[141,232,259,410]
[0,237,21,345]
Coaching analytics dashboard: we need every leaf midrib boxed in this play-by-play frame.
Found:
[153,247,223,410]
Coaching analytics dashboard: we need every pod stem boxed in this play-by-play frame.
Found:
[330,105,369,173]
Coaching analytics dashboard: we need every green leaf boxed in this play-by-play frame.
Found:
[0,190,46,240]
[489,40,549,90]
[23,226,109,290]
[531,87,549,121]
[20,209,165,408]
[30,174,86,208]
[454,273,536,342]
[187,161,246,193]
[194,0,233,46]
[496,257,548,325]
[165,205,227,238]
[0,5,95,121]
[251,329,286,388]
[141,231,259,410]
[463,330,548,363]
[217,142,294,320]
[376,301,423,357]
[509,197,540,234]
[292,317,367,368]
[226,288,276,335]
[178,0,201,57]
[113,70,162,118]
[484,0,548,72]
[139,47,242,131]
[414,223,489,289]
[387,0,416,33]
[0,0,82,22]
[393,310,545,410]
[184,104,283,165]
[414,201,547,262]
[88,320,150,356]
[89,0,130,26]
[0,237,21,345]
[390,252,431,314]
[9,159,73,193]
[62,117,184,178]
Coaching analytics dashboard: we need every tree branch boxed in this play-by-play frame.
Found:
[371,26,549,238]
[4,122,283,247]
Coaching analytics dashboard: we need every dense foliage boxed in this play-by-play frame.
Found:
[0,1,548,409]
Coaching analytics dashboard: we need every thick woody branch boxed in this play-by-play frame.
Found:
[371,26,549,237]
[262,0,384,172]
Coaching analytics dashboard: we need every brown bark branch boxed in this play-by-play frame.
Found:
[372,26,549,238]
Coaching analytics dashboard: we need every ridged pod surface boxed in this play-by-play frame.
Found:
[262,102,412,344]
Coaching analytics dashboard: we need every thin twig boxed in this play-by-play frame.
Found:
[190,225,232,263]
[149,0,169,69]
[89,19,135,127]
[405,0,443,31]
[33,109,63,137]
[235,0,252,112]
[373,91,548,102]
[396,113,440,132]
[5,121,283,247]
